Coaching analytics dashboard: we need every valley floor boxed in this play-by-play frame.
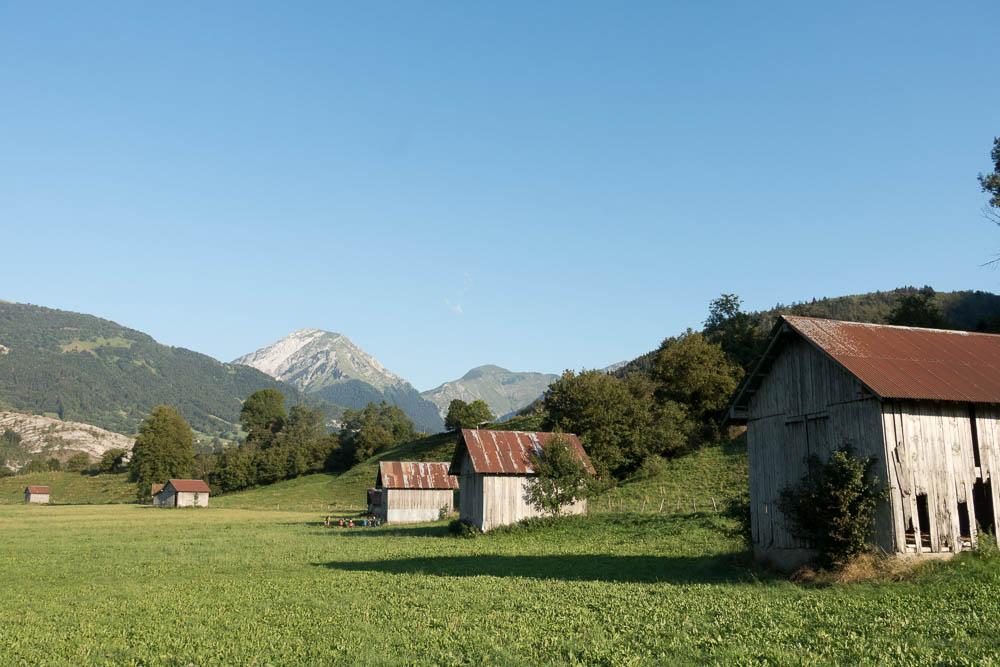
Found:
[1,504,998,665]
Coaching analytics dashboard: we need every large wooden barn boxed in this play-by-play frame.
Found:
[449,429,594,532]
[728,315,1000,569]
[367,461,458,523]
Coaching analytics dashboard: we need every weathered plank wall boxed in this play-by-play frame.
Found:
[384,488,454,523]
[746,336,888,565]
[883,401,1000,552]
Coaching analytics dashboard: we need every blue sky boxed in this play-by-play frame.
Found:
[1,2,998,390]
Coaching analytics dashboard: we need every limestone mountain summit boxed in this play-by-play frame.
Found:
[233,329,444,433]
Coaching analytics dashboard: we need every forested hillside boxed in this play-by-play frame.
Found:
[618,288,1000,376]
[0,302,335,438]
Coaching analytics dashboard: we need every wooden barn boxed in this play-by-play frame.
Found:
[727,315,1000,569]
[368,461,458,523]
[153,479,211,508]
[449,429,594,532]
[24,485,50,504]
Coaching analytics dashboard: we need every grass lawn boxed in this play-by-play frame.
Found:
[2,503,999,665]
[0,471,135,504]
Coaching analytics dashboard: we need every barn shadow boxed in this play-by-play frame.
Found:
[316,553,752,584]
[315,525,450,538]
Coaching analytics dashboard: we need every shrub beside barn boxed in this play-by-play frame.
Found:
[449,429,594,532]
[728,316,1000,569]
[368,461,458,523]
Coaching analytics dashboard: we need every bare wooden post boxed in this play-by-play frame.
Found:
[658,499,665,512]
[711,497,718,512]
[641,499,647,512]
[692,498,696,512]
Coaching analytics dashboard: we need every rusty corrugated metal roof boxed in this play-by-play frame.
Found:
[376,461,458,490]
[151,483,165,496]
[786,316,1000,403]
[450,429,595,475]
[25,486,50,494]
[167,479,211,493]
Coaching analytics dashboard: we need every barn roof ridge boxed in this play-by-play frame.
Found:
[376,461,458,490]
[450,428,595,476]
[166,479,211,493]
[727,315,1000,423]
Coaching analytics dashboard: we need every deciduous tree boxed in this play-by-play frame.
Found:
[129,405,195,500]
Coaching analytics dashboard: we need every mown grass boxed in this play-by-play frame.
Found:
[1,504,998,665]
[0,471,135,504]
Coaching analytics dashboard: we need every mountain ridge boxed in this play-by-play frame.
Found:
[234,329,443,433]
[421,364,559,420]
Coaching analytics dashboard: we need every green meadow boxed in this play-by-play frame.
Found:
[2,498,999,665]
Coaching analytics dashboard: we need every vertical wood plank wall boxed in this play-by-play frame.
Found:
[746,337,889,563]
[384,489,454,523]
[882,401,1000,552]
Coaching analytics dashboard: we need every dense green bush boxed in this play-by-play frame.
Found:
[779,447,889,568]
[448,519,479,538]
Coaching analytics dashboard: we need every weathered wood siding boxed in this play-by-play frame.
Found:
[457,454,484,528]
[456,452,586,531]
[382,488,454,523]
[175,491,208,507]
[24,493,50,504]
[882,401,1000,553]
[746,336,889,567]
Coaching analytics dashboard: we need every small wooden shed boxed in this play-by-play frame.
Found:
[24,485,50,504]
[368,461,458,523]
[727,316,1000,569]
[449,429,594,532]
[154,479,211,508]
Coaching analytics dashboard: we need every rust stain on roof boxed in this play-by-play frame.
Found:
[25,485,50,494]
[151,483,165,496]
[376,461,458,490]
[450,429,595,475]
[166,479,211,493]
[785,316,1000,403]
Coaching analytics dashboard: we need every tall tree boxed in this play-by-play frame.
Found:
[240,389,287,448]
[703,294,766,372]
[980,136,1000,225]
[444,399,495,431]
[652,330,743,433]
[887,287,948,329]
[130,405,196,500]
[339,402,416,465]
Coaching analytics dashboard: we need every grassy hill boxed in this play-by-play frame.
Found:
[0,301,342,438]
[214,431,461,511]
[0,471,135,504]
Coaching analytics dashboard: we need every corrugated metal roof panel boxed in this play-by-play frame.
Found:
[25,485,50,494]
[451,429,595,475]
[784,316,1000,403]
[167,479,211,493]
[377,461,458,490]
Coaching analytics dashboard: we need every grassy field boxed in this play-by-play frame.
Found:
[2,503,999,665]
[0,471,135,504]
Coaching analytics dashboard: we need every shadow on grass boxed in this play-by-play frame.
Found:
[316,552,752,584]
[316,524,450,538]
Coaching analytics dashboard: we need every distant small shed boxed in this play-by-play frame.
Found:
[24,485,50,504]
[154,479,211,508]
[449,429,594,531]
[151,483,166,506]
[368,461,458,523]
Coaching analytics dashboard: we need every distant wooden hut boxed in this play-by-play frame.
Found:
[449,429,594,531]
[154,479,211,508]
[727,316,1000,569]
[24,485,50,504]
[368,461,458,523]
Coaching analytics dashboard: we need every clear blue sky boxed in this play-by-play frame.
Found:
[1,2,998,390]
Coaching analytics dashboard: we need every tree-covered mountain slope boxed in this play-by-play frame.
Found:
[0,302,318,438]
[234,329,444,433]
[421,365,558,420]
[618,288,1000,376]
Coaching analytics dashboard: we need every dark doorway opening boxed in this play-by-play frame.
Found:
[957,502,972,547]
[969,405,983,468]
[973,479,996,535]
[916,494,932,549]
